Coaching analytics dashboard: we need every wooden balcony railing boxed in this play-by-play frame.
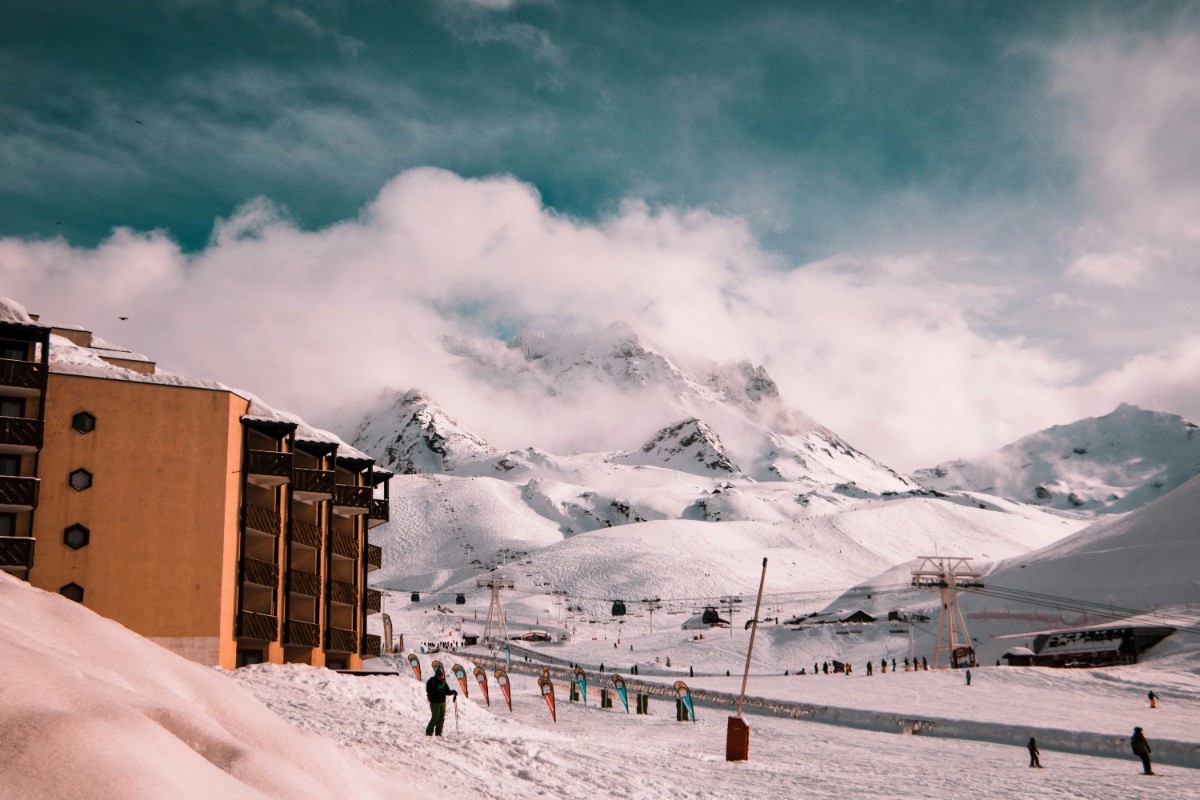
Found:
[0,476,38,509]
[243,504,280,536]
[287,569,320,597]
[0,417,42,449]
[0,536,34,571]
[329,579,357,606]
[238,610,277,641]
[245,450,293,480]
[285,619,320,648]
[0,358,45,393]
[293,468,334,496]
[241,557,278,587]
[327,626,357,653]
[365,543,382,572]
[291,517,322,549]
[366,588,382,614]
[361,633,381,658]
[331,532,357,560]
[333,484,371,511]
[367,498,389,528]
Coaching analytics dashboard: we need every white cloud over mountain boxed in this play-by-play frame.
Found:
[2,166,1198,469]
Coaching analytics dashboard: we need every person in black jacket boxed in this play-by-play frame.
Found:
[425,667,458,736]
[1027,737,1042,768]
[1131,727,1154,775]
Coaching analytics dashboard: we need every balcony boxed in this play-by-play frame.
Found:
[285,619,320,648]
[292,468,334,502]
[327,626,357,653]
[245,449,293,488]
[291,517,322,549]
[329,579,357,606]
[0,475,38,512]
[0,416,42,453]
[0,358,45,397]
[243,504,281,536]
[332,485,371,516]
[241,557,279,588]
[361,633,381,658]
[366,588,382,614]
[331,532,357,560]
[367,498,389,528]
[0,536,34,572]
[238,610,278,641]
[288,569,320,597]
[365,543,382,572]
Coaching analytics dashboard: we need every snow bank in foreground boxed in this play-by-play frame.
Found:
[0,573,403,800]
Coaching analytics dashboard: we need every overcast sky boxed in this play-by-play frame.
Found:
[3,1,1199,470]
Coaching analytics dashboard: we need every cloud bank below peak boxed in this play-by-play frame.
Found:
[1,167,1197,471]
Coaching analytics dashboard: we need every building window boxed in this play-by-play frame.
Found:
[64,523,90,550]
[0,340,26,360]
[0,455,18,477]
[60,583,84,603]
[69,469,93,491]
[72,411,97,434]
[0,513,15,536]
[0,398,21,418]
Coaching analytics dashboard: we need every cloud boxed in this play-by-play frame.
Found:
[5,168,1197,470]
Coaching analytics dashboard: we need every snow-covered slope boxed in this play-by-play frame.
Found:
[0,572,407,800]
[915,404,1200,514]
[610,417,740,475]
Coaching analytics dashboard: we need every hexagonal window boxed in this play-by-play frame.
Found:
[60,583,84,603]
[72,411,97,434]
[64,523,90,550]
[69,468,93,492]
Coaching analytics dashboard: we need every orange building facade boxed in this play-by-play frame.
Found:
[0,309,390,669]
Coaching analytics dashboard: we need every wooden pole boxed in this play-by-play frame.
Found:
[737,558,768,718]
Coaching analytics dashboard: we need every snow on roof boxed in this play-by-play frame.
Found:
[38,309,370,463]
[0,296,47,327]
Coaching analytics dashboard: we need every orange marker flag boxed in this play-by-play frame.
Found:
[473,666,491,707]
[494,668,512,711]
[538,676,557,723]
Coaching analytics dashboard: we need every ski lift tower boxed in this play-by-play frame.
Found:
[911,557,983,668]
[477,571,516,645]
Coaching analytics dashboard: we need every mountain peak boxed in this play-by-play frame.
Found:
[915,404,1200,514]
[612,417,740,475]
[352,388,495,474]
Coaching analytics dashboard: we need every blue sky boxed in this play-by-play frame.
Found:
[3,1,1200,467]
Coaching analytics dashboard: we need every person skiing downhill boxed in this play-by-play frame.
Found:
[425,666,458,736]
[1131,727,1154,775]
[1148,690,1159,709]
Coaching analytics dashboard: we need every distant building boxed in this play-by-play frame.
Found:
[1000,623,1176,668]
[0,301,391,670]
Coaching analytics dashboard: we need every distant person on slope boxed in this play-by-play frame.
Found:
[425,666,458,737]
[1130,727,1154,775]
[1027,737,1043,768]
[1148,690,1159,709]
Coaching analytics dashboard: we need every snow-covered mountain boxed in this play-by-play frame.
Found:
[355,324,912,492]
[914,404,1200,514]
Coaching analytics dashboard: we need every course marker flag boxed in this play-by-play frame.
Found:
[473,666,491,707]
[538,676,557,723]
[494,668,512,711]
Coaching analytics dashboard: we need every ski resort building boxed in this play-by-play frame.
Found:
[0,302,392,670]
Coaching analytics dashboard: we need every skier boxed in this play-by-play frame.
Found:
[1027,737,1043,768]
[892,658,897,672]
[881,658,887,674]
[1130,727,1154,775]
[1148,690,1159,709]
[965,669,972,686]
[866,661,873,676]
[424,666,458,737]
